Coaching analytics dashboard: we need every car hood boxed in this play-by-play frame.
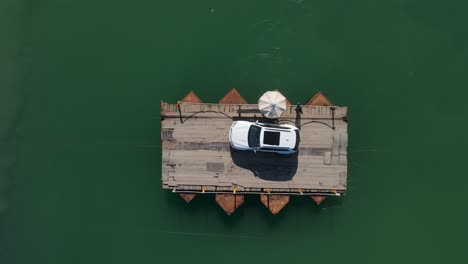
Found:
[230,121,251,148]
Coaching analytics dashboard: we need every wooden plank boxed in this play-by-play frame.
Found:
[162,148,347,191]
[161,100,348,193]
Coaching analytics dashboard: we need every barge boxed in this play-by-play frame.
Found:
[160,88,348,214]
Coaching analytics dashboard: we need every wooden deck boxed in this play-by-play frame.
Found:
[161,102,348,195]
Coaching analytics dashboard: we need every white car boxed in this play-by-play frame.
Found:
[229,121,300,154]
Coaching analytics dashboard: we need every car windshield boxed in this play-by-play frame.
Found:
[248,125,261,147]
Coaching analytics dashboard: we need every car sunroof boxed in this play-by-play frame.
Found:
[263,131,280,146]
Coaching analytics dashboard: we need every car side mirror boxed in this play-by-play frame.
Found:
[253,149,257,153]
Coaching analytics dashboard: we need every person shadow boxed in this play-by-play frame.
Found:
[295,103,302,130]
[230,147,298,181]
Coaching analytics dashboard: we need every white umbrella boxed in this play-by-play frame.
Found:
[258,91,287,119]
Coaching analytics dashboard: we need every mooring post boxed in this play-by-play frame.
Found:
[177,101,183,124]
[330,106,336,130]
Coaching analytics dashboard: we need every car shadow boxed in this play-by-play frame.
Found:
[230,147,298,181]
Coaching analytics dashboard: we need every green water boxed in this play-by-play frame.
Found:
[1,0,468,263]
